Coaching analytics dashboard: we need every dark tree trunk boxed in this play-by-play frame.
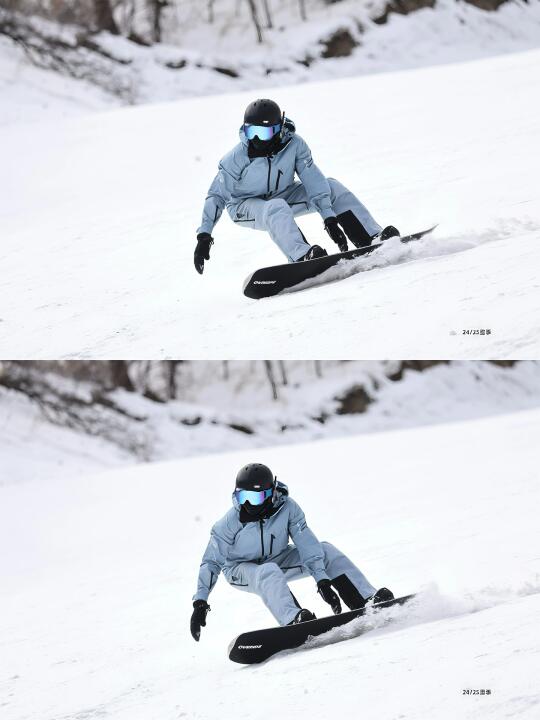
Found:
[208,0,216,23]
[136,361,152,392]
[278,360,288,386]
[119,0,136,37]
[298,0,307,21]
[94,0,119,34]
[166,360,183,399]
[246,0,263,43]
[151,0,168,43]
[261,0,273,28]
[109,361,134,391]
[264,360,278,400]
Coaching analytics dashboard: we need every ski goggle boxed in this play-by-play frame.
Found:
[235,487,273,506]
[244,123,281,141]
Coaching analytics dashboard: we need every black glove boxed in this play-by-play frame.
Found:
[194,233,214,275]
[317,579,342,615]
[190,600,210,641]
[324,217,348,253]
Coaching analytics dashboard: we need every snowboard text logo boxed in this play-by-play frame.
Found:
[238,644,262,649]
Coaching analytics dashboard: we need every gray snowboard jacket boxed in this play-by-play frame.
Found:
[193,482,329,602]
[197,119,334,236]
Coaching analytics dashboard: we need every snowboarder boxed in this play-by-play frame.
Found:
[190,463,393,640]
[194,99,399,273]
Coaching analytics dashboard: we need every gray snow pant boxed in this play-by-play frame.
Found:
[224,541,376,626]
[231,178,382,262]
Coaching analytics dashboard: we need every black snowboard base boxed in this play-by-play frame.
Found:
[243,225,438,299]
[229,593,417,664]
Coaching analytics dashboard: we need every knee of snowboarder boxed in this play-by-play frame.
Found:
[256,562,282,586]
[260,561,281,575]
[321,540,339,559]
[326,177,345,198]
[263,198,292,225]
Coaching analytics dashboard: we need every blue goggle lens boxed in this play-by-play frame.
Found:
[235,487,273,505]
[244,123,281,141]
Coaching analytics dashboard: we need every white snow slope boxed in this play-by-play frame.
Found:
[1,48,540,359]
[1,408,539,719]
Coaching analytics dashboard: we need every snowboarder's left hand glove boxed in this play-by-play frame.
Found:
[190,600,210,641]
[194,233,214,275]
[317,579,342,615]
[324,217,348,253]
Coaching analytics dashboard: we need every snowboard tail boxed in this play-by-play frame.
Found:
[243,225,437,299]
[229,593,416,664]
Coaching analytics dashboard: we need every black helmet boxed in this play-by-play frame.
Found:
[244,99,282,127]
[243,99,284,150]
[235,463,276,517]
[235,462,275,490]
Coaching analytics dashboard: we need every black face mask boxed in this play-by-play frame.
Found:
[240,496,274,521]
[244,502,260,515]
[248,133,283,158]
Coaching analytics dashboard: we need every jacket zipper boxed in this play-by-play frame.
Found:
[269,534,275,555]
[259,519,265,558]
[266,157,271,196]
[275,170,283,192]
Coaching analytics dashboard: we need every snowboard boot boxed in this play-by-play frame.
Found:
[336,210,373,248]
[378,226,400,242]
[298,245,328,262]
[288,609,316,624]
[368,587,395,604]
[331,573,367,610]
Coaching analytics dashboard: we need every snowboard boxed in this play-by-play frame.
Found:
[243,226,437,299]
[229,593,416,664]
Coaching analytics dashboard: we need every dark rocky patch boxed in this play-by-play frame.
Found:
[321,28,359,59]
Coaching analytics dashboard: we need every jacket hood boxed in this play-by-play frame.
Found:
[231,479,289,513]
[238,117,296,148]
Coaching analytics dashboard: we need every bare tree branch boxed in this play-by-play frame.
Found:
[245,0,263,43]
[150,0,169,43]
[261,0,273,29]
[166,360,183,399]
[0,11,134,100]
[278,360,288,386]
[264,360,278,400]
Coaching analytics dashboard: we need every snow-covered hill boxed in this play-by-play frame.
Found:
[1,47,539,358]
[2,1,540,124]
[3,360,539,485]
[1,407,539,720]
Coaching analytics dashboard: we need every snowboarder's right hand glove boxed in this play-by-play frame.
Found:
[324,217,348,253]
[190,600,210,641]
[194,233,214,275]
[317,579,342,614]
